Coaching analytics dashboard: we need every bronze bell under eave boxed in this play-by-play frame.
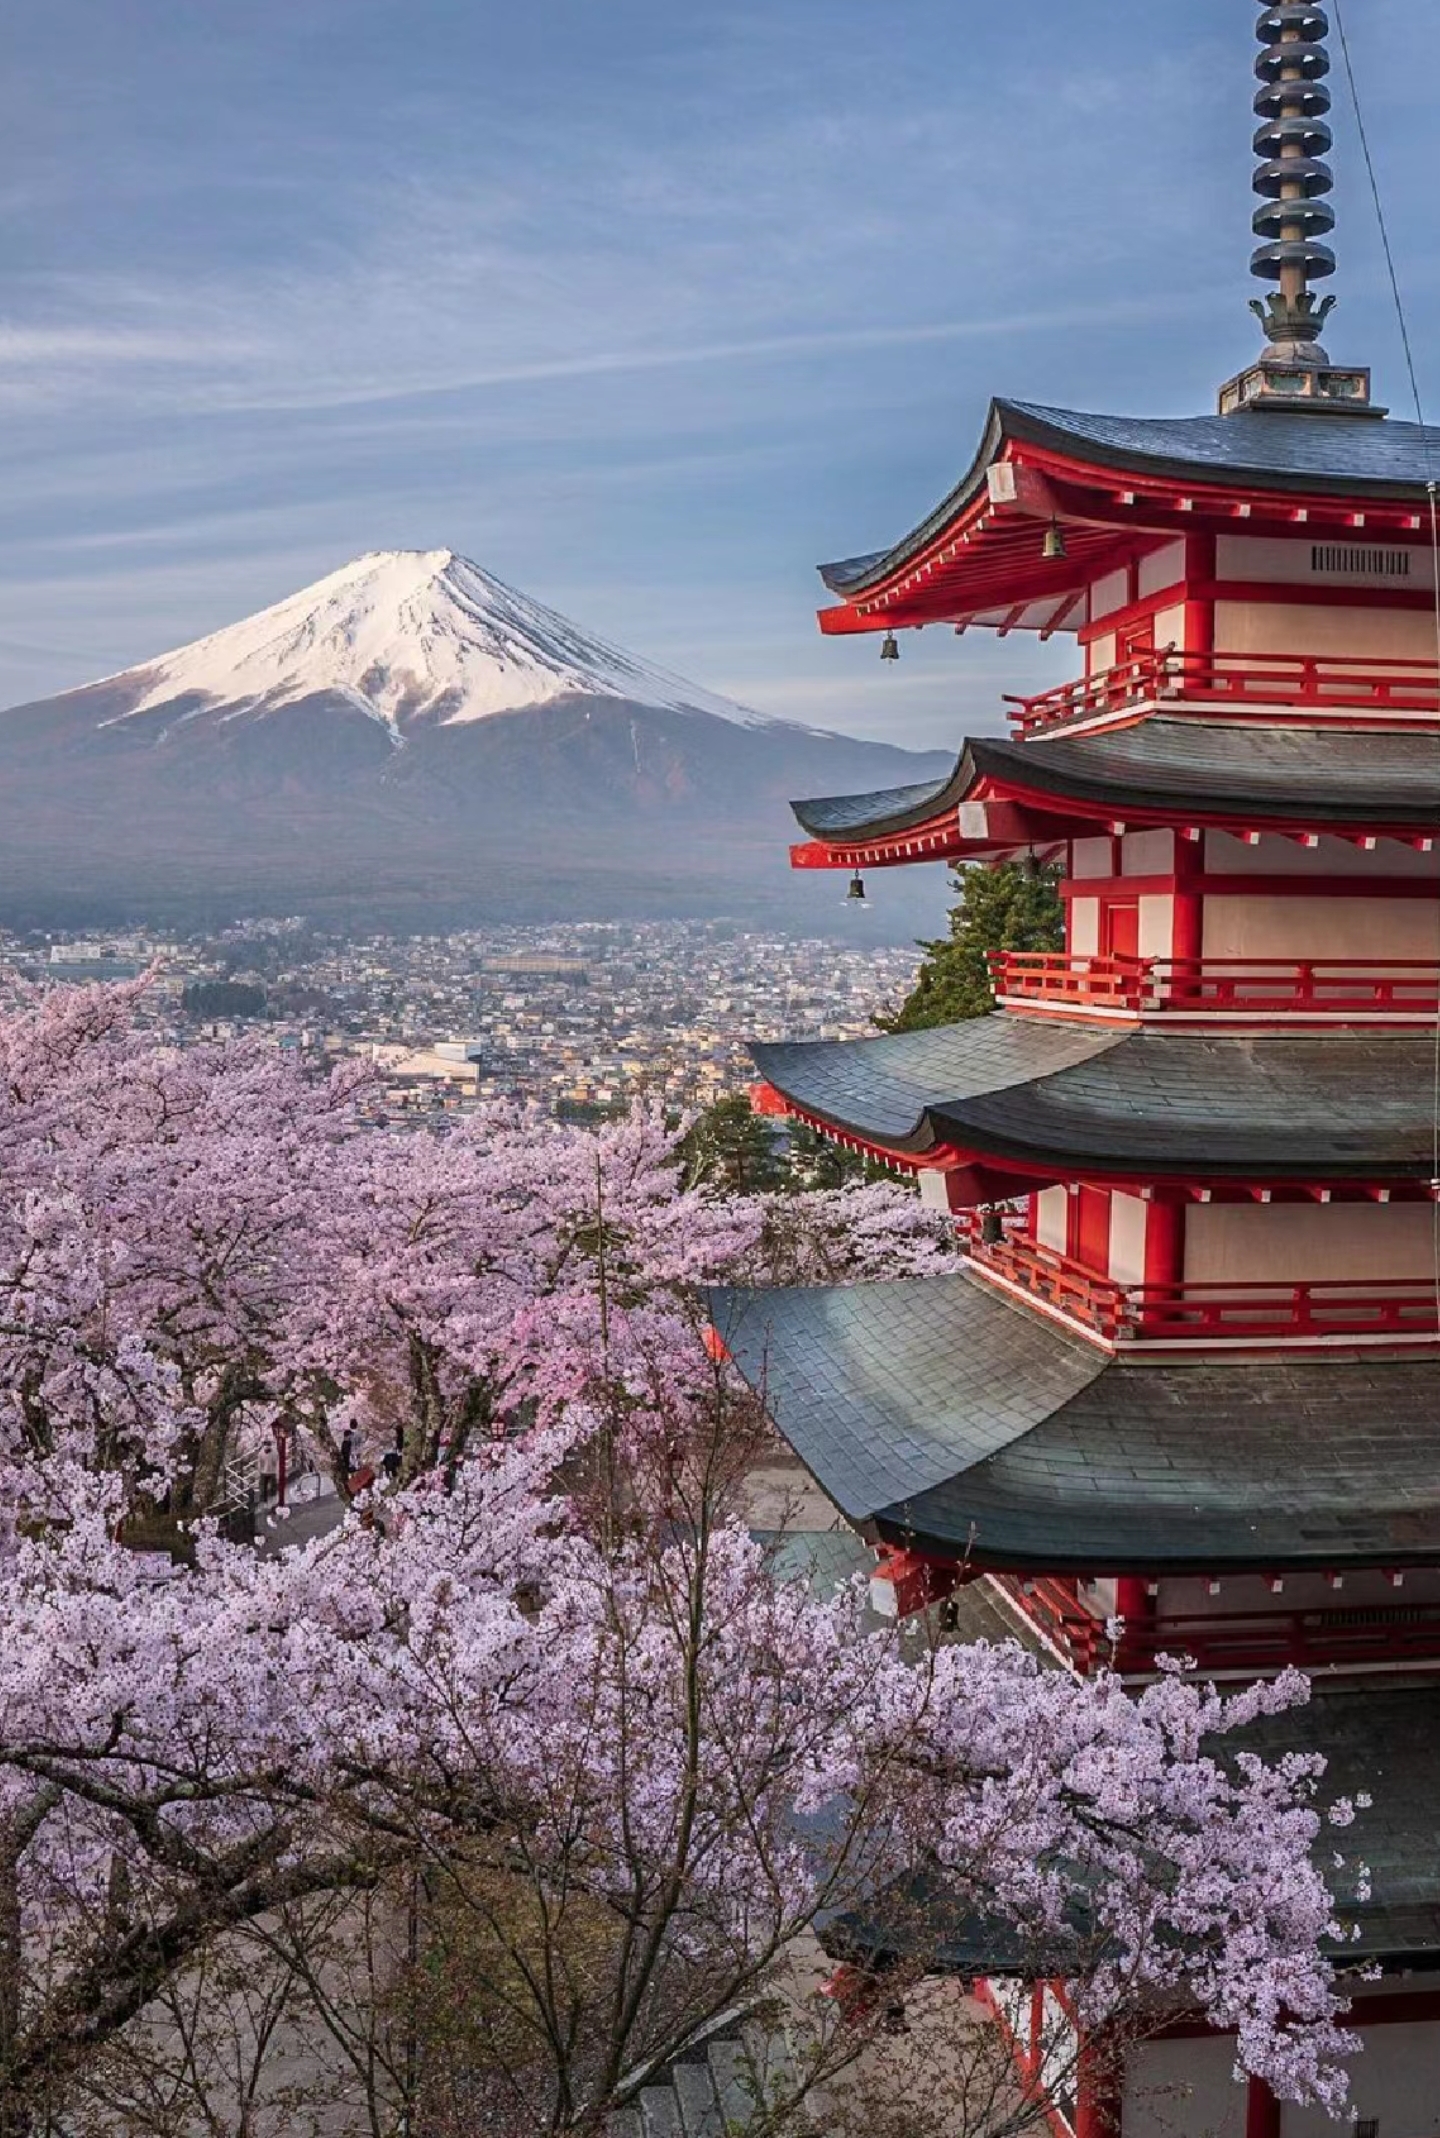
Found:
[880,631,901,662]
[1042,519,1068,562]
[846,872,868,904]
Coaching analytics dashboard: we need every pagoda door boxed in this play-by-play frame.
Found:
[1115,613,1156,690]
[1101,900,1141,962]
[1068,1186,1113,1276]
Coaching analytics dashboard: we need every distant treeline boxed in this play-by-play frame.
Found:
[181,981,268,1021]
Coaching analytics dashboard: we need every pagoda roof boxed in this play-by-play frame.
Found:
[821,398,1440,615]
[751,1016,1439,1181]
[709,1273,1440,1573]
[824,1682,1440,1976]
[793,716,1440,848]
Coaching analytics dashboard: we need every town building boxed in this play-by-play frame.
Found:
[712,8,1440,2132]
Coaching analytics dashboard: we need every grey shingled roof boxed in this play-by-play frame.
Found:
[792,718,1440,844]
[820,398,1440,598]
[793,774,957,839]
[712,1273,1440,1571]
[751,1016,1121,1151]
[752,1016,1440,1179]
[710,1277,1105,1525]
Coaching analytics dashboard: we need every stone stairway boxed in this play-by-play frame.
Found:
[608,2012,797,2138]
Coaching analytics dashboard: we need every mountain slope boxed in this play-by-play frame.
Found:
[97,550,788,738]
[0,552,952,930]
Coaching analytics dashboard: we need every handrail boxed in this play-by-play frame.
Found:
[1008,648,1440,735]
[1013,1578,1440,1676]
[1117,1603,1440,1675]
[989,951,1440,1018]
[967,1233,1440,1344]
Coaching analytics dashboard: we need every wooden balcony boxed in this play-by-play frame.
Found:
[966,1232,1440,1350]
[1006,648,1440,736]
[994,1573,1440,1679]
[989,951,1440,1025]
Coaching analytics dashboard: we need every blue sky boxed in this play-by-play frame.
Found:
[1,0,1437,751]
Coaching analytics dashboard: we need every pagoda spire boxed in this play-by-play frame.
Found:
[1219,3,1379,416]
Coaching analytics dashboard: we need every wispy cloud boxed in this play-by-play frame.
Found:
[2,0,1438,729]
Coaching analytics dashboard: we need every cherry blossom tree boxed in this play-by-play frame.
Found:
[0,987,1363,2134]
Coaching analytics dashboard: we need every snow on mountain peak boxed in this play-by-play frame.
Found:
[104,550,780,734]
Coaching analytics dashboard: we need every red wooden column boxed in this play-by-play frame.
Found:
[1140,1196,1186,1337]
[1171,529,1215,1014]
[1169,827,1205,1013]
[1246,2077,1283,2138]
[1184,530,1217,675]
[1075,2030,1124,2138]
[1114,1577,1156,1674]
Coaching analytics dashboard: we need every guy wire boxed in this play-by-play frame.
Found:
[1332,0,1440,1325]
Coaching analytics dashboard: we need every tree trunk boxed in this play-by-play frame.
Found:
[0,1825,32,2138]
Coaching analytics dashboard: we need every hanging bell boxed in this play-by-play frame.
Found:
[980,1206,1005,1246]
[880,631,901,662]
[1042,519,1068,562]
[846,872,868,904]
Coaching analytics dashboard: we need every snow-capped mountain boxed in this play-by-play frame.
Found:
[101,550,784,739]
[0,553,951,929]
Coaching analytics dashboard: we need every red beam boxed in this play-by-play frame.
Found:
[1061,874,1440,901]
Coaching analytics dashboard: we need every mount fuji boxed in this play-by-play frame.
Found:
[0,551,951,928]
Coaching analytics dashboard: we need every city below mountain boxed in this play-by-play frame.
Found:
[0,551,950,931]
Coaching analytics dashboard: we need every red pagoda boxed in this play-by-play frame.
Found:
[712,7,1440,2132]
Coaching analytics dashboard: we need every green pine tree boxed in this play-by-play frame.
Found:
[879,859,1064,1032]
[679,1093,789,1194]
[783,1121,876,1190]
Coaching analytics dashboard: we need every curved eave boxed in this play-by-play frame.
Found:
[790,719,1440,858]
[749,1017,1124,1162]
[712,1275,1440,1575]
[791,763,969,842]
[751,1020,1440,1184]
[971,727,1440,833]
[819,399,1440,637]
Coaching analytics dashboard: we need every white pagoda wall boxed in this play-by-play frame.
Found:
[1108,1193,1147,1284]
[1068,832,1178,963]
[1215,533,1438,592]
[1139,542,1186,599]
[1281,2016,1440,2138]
[1183,1202,1437,1286]
[1211,530,1437,663]
[1123,1998,1440,2138]
[1035,1187,1069,1254]
[1213,601,1439,661]
[1122,2036,1242,2138]
[1070,901,1101,957]
[1201,895,1440,961]
[1065,831,1440,967]
[1084,545,1188,673]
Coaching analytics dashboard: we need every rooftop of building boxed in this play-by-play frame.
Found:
[820,400,1440,606]
[709,1272,1440,1574]
[751,1015,1440,1178]
[793,715,1440,849]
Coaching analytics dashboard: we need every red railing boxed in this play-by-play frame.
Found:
[1007,648,1440,735]
[990,951,1440,1019]
[996,1574,1440,1677]
[991,1576,1105,1671]
[1117,1604,1440,1677]
[968,1233,1440,1345]
[970,1234,1129,1333]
